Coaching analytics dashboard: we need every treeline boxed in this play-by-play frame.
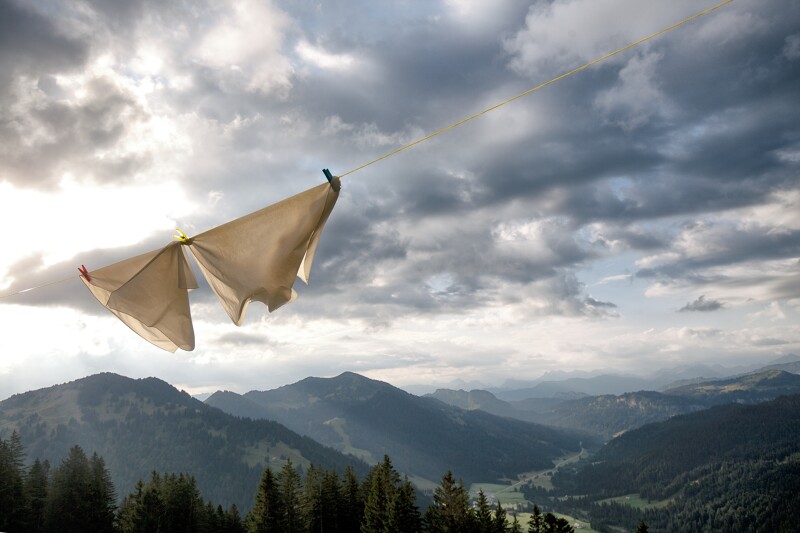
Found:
[1,431,581,533]
[0,432,117,533]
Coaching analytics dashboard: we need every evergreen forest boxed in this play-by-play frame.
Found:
[0,431,579,533]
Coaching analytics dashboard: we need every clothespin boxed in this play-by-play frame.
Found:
[173,229,191,244]
[78,265,91,282]
[322,169,341,192]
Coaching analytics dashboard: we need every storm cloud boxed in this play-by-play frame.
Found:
[1,0,799,399]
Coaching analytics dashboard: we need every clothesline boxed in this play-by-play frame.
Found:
[0,0,734,303]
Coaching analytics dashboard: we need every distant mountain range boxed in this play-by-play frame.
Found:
[479,357,799,400]
[0,373,368,510]
[2,357,798,515]
[428,369,800,439]
[205,372,589,486]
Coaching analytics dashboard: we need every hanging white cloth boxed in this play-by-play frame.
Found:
[81,242,198,352]
[81,178,340,351]
[188,179,339,325]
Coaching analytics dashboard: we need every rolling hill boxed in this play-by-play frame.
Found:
[0,373,368,510]
[206,372,589,486]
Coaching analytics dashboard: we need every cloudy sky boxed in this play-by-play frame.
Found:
[1,0,799,399]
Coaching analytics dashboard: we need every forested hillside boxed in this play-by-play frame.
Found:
[550,394,800,531]
[0,373,368,509]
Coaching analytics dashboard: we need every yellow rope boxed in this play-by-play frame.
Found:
[338,0,734,179]
[0,275,79,300]
[0,0,733,300]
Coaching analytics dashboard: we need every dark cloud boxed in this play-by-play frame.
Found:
[3,0,799,337]
[635,224,800,292]
[679,295,723,313]
[0,77,149,187]
[585,297,617,309]
[0,0,88,84]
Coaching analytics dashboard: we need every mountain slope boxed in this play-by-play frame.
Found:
[552,394,800,532]
[430,370,800,440]
[206,372,588,485]
[571,393,800,494]
[0,373,367,510]
[663,369,800,404]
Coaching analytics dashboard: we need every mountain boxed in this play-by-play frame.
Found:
[429,388,705,440]
[551,370,800,439]
[494,374,652,401]
[206,372,588,485]
[430,370,800,440]
[492,364,747,401]
[749,359,800,375]
[663,369,800,404]
[426,388,520,418]
[0,373,367,510]
[554,394,800,531]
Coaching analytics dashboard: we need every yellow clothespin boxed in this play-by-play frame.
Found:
[173,229,191,244]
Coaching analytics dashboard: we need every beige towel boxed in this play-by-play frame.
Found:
[188,179,339,325]
[81,242,197,352]
[81,179,340,351]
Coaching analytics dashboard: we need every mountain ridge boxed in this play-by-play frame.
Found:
[428,369,800,439]
[0,372,368,510]
[206,371,590,486]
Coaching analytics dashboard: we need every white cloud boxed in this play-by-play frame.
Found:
[504,0,702,78]
[296,41,356,70]
[194,0,293,95]
[0,178,195,288]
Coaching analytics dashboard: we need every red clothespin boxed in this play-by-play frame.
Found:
[78,265,91,282]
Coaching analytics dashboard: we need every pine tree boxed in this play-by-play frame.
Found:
[224,503,245,533]
[362,456,397,533]
[509,514,522,533]
[302,464,324,533]
[139,472,166,532]
[160,473,205,533]
[44,445,101,533]
[493,502,507,533]
[320,469,342,532]
[528,504,544,533]
[340,465,363,532]
[88,452,117,533]
[389,475,421,533]
[426,470,472,533]
[546,514,574,533]
[247,466,283,532]
[0,432,27,531]
[636,520,649,533]
[475,489,493,531]
[277,459,302,533]
[25,458,50,533]
[116,479,145,533]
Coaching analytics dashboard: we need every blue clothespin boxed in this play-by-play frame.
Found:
[322,168,334,183]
